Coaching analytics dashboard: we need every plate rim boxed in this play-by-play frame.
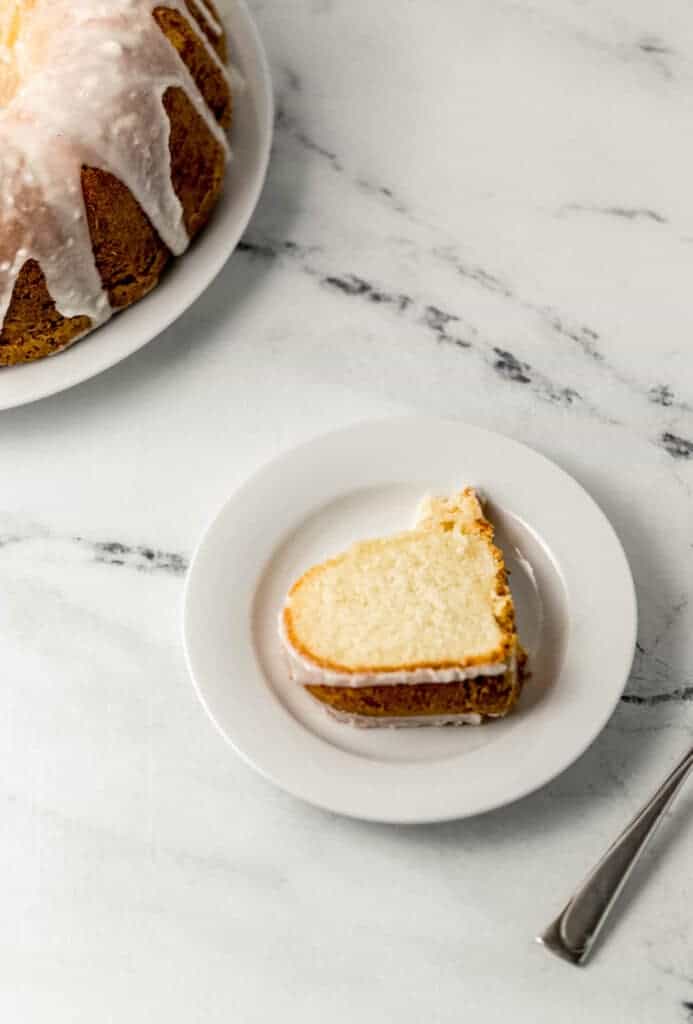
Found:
[183,417,638,824]
[0,0,273,412]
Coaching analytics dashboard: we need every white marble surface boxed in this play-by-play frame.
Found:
[2,0,693,1019]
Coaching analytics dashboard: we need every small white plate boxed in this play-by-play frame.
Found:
[0,0,273,411]
[183,418,637,824]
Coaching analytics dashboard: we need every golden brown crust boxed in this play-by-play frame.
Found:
[163,86,227,239]
[0,4,230,366]
[307,665,525,719]
[0,260,90,365]
[200,0,225,27]
[185,0,228,61]
[81,167,171,310]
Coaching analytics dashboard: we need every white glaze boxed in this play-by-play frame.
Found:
[188,0,222,37]
[0,0,231,345]
[320,705,486,728]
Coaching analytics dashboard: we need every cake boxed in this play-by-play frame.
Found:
[280,489,526,726]
[0,0,233,366]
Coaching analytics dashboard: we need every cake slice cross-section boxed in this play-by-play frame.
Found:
[280,488,526,727]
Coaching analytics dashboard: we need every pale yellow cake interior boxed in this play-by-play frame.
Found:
[285,489,515,673]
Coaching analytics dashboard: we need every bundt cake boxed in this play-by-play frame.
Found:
[0,0,234,366]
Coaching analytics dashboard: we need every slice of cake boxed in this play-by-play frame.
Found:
[280,488,526,727]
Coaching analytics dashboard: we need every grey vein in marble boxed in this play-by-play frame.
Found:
[355,178,408,214]
[621,629,693,707]
[650,385,675,407]
[421,305,472,349]
[493,349,531,384]
[275,105,343,172]
[490,350,580,407]
[541,312,603,361]
[660,432,693,460]
[238,238,316,263]
[638,38,673,57]
[563,203,668,225]
[89,541,188,575]
[323,273,411,312]
[0,531,188,576]
[430,243,609,369]
[429,232,693,422]
[0,533,25,549]
[636,35,676,77]
[237,239,280,262]
[431,244,513,298]
[329,275,587,408]
[621,687,693,707]
[508,6,678,81]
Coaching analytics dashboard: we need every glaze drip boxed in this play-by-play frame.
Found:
[0,0,231,340]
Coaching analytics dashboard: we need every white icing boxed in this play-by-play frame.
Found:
[0,0,232,345]
[318,704,486,728]
[187,0,223,39]
[279,611,508,687]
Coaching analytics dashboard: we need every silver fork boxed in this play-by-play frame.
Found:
[538,744,693,965]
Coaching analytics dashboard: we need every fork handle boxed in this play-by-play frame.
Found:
[538,745,693,965]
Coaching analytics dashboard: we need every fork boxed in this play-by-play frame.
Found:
[538,744,693,965]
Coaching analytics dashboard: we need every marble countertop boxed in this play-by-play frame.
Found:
[2,0,693,1020]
